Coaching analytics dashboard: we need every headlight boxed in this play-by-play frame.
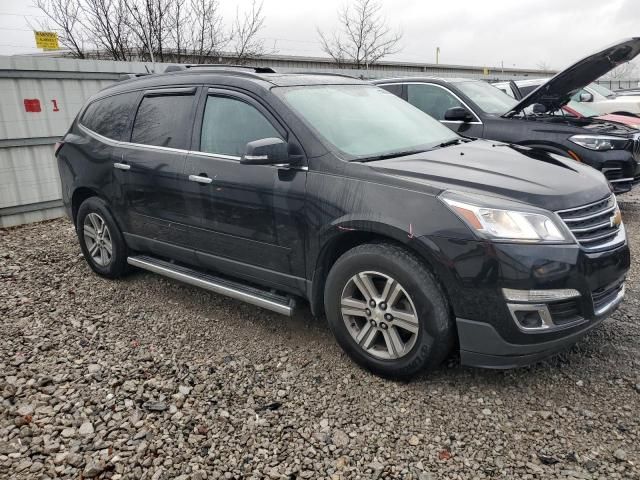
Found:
[569,135,629,151]
[440,191,571,243]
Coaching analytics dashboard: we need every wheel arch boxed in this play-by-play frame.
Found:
[71,187,123,232]
[309,226,453,320]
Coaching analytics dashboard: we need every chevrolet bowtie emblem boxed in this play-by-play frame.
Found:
[610,209,622,228]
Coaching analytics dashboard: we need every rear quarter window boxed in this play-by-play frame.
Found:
[80,92,138,141]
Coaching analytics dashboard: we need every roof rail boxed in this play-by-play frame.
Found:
[292,71,364,80]
[164,64,276,74]
[117,73,151,81]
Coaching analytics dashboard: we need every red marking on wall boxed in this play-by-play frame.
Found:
[51,99,60,112]
[24,99,41,112]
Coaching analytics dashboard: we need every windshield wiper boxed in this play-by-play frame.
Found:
[439,138,465,148]
[356,149,429,163]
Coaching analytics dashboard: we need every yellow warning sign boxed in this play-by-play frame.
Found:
[34,31,59,50]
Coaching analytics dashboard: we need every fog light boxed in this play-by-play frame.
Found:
[507,303,554,332]
[514,310,542,329]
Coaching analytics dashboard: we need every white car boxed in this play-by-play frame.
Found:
[573,82,640,116]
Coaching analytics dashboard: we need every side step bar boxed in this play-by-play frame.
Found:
[127,255,295,316]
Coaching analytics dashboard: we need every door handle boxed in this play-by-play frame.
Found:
[113,162,130,171]
[189,174,213,184]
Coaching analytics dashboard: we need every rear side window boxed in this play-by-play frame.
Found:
[379,84,404,98]
[80,92,138,141]
[131,94,195,149]
[407,84,465,121]
[200,96,281,157]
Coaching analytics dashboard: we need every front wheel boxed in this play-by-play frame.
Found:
[324,243,453,378]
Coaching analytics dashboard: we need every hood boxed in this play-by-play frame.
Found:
[506,38,640,116]
[368,140,611,211]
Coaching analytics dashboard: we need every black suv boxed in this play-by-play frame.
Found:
[375,38,640,193]
[56,66,629,377]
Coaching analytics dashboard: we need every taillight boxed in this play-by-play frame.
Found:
[54,141,64,156]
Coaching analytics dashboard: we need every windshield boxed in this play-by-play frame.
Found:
[589,82,616,98]
[456,81,518,114]
[565,100,599,117]
[277,85,459,160]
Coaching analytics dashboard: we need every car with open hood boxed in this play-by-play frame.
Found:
[494,79,640,128]
[56,66,629,377]
[375,38,640,193]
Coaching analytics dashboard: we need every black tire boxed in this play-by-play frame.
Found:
[324,242,453,378]
[76,197,129,278]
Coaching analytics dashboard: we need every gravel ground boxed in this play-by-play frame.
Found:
[1,209,639,480]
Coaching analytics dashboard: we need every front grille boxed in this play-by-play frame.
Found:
[556,195,622,250]
[633,137,640,162]
[548,298,582,325]
[592,280,624,312]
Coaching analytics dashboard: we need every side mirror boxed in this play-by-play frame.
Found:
[240,138,289,165]
[532,103,547,114]
[444,106,474,122]
[579,91,594,102]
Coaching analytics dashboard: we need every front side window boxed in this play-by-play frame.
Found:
[80,92,138,141]
[407,84,466,120]
[589,82,616,99]
[277,84,458,159]
[200,96,281,157]
[131,94,195,149]
[455,81,518,114]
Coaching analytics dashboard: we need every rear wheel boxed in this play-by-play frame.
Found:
[324,243,453,378]
[76,197,128,278]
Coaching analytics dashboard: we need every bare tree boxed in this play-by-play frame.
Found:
[81,0,132,61]
[34,0,269,65]
[33,0,86,58]
[188,0,228,64]
[607,61,638,80]
[318,0,402,69]
[536,61,551,72]
[230,0,266,64]
[123,0,174,63]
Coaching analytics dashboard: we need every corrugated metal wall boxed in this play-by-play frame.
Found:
[0,57,156,228]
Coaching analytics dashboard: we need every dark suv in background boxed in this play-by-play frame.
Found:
[375,38,640,193]
[56,66,629,377]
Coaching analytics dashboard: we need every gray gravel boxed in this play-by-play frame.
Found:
[1,210,639,479]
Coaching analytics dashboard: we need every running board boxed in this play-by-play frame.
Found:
[127,255,295,316]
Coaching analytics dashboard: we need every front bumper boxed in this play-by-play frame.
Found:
[581,147,640,194]
[457,280,625,368]
[423,234,630,368]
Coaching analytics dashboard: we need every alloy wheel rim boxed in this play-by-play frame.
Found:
[341,271,419,360]
[83,213,113,267]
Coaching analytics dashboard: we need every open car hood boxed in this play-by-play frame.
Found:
[505,38,640,116]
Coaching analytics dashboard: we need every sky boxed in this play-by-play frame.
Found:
[0,0,638,70]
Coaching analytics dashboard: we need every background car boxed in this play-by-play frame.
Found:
[571,82,640,116]
[375,38,640,193]
[495,79,640,128]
